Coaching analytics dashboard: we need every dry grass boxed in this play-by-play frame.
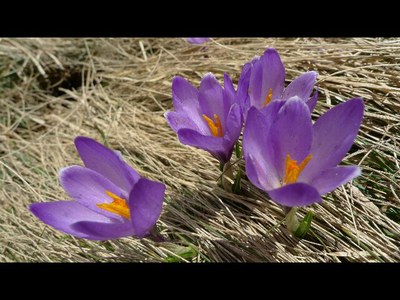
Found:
[0,38,399,262]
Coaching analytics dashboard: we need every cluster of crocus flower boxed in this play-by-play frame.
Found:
[30,46,364,242]
[165,47,364,232]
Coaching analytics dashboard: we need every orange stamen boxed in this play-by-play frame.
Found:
[283,154,313,184]
[263,88,273,107]
[97,190,130,219]
[203,114,223,137]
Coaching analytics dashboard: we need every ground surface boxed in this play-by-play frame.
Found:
[0,38,399,262]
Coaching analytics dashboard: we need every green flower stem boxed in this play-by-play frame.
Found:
[235,140,242,159]
[284,206,314,238]
[164,244,198,262]
[221,161,234,191]
[285,207,300,234]
[232,168,242,194]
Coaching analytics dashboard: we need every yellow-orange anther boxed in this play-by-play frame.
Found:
[203,114,223,137]
[263,88,273,107]
[283,154,313,184]
[97,190,130,219]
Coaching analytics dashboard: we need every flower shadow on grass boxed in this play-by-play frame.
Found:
[158,181,319,262]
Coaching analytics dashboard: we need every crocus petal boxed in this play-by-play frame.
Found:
[282,71,317,101]
[164,111,200,132]
[223,73,235,100]
[172,76,199,112]
[177,128,229,163]
[29,201,115,239]
[267,183,322,207]
[71,220,136,241]
[198,73,227,127]
[249,48,285,108]
[186,38,210,44]
[248,56,264,107]
[245,153,279,190]
[311,165,361,194]
[236,62,252,120]
[259,99,286,125]
[224,103,242,146]
[74,136,140,193]
[306,89,318,112]
[243,105,284,189]
[129,178,166,238]
[60,165,126,221]
[223,73,236,109]
[171,77,209,135]
[300,98,364,181]
[268,97,313,180]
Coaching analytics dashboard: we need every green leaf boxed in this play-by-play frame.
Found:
[294,210,313,239]
[385,207,400,223]
[381,227,398,239]
[164,245,197,262]
[235,140,241,159]
[232,168,242,194]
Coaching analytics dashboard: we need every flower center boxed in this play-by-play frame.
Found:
[97,190,130,219]
[203,114,223,137]
[283,154,313,185]
[263,88,273,107]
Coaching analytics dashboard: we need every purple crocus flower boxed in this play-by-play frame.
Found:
[165,73,242,164]
[243,97,364,207]
[29,136,166,240]
[186,38,210,44]
[237,48,318,121]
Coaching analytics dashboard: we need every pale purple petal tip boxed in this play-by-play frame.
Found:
[172,76,199,113]
[74,136,140,193]
[186,38,210,44]
[282,71,317,101]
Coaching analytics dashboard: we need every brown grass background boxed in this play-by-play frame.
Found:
[0,38,399,262]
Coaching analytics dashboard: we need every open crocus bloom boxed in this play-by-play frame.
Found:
[237,48,318,121]
[186,38,210,44]
[29,136,166,240]
[165,73,242,164]
[243,97,364,207]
